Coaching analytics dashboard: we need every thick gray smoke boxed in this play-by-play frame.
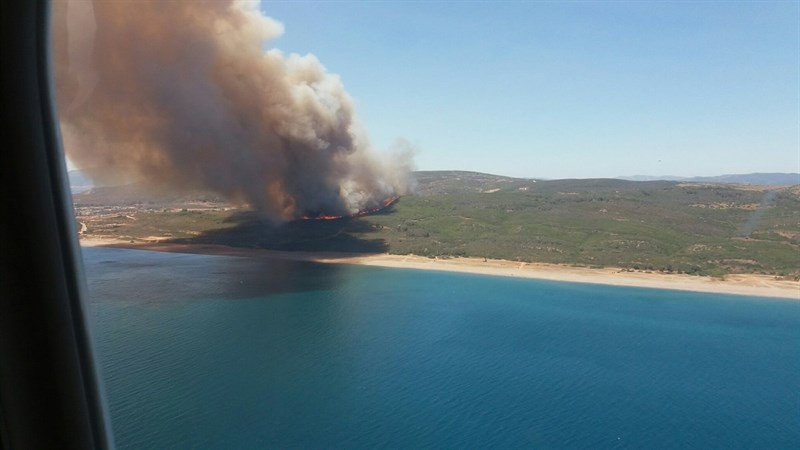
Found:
[52,0,413,220]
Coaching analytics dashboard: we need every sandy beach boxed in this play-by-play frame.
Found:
[80,238,799,300]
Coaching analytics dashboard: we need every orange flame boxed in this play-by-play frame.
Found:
[299,196,399,221]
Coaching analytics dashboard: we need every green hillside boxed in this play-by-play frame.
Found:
[74,171,800,278]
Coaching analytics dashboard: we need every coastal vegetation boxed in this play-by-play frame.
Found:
[74,171,800,278]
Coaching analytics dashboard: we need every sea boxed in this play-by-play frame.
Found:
[81,247,800,449]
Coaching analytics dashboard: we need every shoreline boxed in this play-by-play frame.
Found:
[80,238,800,300]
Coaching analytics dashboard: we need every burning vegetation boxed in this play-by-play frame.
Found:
[300,196,399,221]
[52,0,414,222]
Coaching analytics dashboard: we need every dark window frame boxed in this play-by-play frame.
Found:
[0,1,112,448]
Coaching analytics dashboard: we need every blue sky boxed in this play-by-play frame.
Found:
[261,1,798,178]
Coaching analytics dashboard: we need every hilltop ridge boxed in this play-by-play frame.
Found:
[617,172,799,186]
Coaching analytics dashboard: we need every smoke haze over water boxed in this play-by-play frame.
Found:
[52,0,414,221]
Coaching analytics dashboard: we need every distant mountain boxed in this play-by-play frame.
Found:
[618,173,799,186]
[618,175,684,182]
[411,170,676,197]
[73,182,226,207]
[68,169,93,193]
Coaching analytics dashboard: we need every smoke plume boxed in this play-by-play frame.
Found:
[739,190,778,237]
[52,0,413,220]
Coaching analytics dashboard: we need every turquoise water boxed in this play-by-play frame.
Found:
[83,247,800,449]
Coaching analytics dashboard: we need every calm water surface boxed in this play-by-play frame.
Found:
[82,247,800,449]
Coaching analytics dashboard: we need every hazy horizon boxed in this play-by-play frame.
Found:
[67,163,798,184]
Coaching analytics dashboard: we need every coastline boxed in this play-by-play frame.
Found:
[80,238,800,300]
